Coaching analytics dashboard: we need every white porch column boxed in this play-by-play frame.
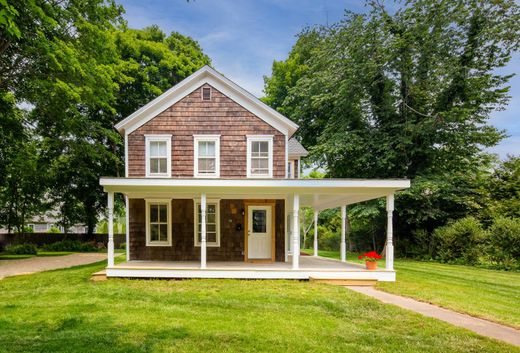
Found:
[340,205,346,262]
[292,194,300,269]
[200,193,207,269]
[125,195,129,261]
[107,192,114,267]
[386,194,395,270]
[313,210,319,257]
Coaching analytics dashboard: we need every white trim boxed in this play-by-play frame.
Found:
[115,66,298,136]
[288,160,296,179]
[193,135,220,178]
[297,157,301,179]
[106,267,396,281]
[101,177,410,189]
[124,133,128,177]
[246,135,273,178]
[144,135,172,178]
[125,195,130,261]
[145,199,172,246]
[193,198,221,247]
[285,135,288,178]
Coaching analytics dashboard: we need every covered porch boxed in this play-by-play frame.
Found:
[100,178,410,282]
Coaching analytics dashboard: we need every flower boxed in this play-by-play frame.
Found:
[358,251,383,262]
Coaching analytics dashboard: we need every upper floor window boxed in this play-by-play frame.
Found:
[145,135,171,177]
[287,161,294,179]
[145,199,172,246]
[194,135,220,178]
[246,135,273,178]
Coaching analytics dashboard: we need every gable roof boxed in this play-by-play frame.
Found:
[115,65,299,136]
[288,138,308,158]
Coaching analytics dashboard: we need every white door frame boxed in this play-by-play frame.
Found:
[244,201,276,262]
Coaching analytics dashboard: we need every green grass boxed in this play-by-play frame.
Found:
[302,249,520,329]
[0,261,518,352]
[0,251,74,260]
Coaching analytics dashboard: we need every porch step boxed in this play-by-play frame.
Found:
[91,270,107,281]
[309,277,377,286]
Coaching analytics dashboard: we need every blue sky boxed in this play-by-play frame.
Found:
[118,0,519,158]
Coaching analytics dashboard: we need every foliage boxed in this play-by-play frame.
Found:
[265,0,520,255]
[47,226,61,234]
[358,251,382,262]
[487,217,520,270]
[4,243,37,255]
[433,217,488,265]
[0,1,210,234]
[41,240,97,252]
[487,156,520,220]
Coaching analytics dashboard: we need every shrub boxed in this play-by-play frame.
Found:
[47,226,61,234]
[5,243,38,255]
[119,242,126,250]
[487,217,520,270]
[41,240,97,252]
[433,217,487,265]
[317,225,339,251]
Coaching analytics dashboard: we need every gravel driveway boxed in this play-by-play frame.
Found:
[0,253,108,279]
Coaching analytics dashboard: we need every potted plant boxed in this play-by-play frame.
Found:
[358,251,382,270]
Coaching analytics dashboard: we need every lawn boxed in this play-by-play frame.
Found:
[0,260,519,352]
[302,249,520,329]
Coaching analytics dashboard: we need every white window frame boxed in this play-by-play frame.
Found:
[246,135,273,178]
[193,135,220,178]
[145,199,172,247]
[145,134,172,178]
[287,160,296,179]
[193,199,220,247]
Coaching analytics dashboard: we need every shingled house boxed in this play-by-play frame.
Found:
[100,66,409,281]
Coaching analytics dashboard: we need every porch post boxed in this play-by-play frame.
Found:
[292,194,300,269]
[313,210,318,257]
[107,191,114,267]
[386,194,394,270]
[200,192,207,269]
[340,205,346,262]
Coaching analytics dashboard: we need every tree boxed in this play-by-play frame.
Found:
[264,0,520,253]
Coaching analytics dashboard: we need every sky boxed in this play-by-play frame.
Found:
[118,0,519,159]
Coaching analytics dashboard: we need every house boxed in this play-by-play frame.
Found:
[100,66,410,281]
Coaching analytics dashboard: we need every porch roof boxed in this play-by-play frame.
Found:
[100,177,410,211]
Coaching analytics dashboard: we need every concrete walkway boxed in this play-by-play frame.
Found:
[347,286,520,347]
[0,253,108,279]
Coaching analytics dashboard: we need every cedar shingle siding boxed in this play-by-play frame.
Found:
[129,198,285,262]
[128,83,286,178]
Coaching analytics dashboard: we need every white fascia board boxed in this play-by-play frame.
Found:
[100,177,410,190]
[115,65,298,137]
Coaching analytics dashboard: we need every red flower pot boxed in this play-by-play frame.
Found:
[365,261,378,270]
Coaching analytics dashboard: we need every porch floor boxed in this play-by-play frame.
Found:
[107,256,396,281]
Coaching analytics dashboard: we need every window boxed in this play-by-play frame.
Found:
[202,87,211,101]
[246,135,273,178]
[287,161,295,179]
[145,135,171,177]
[193,135,220,177]
[194,200,220,247]
[146,199,172,246]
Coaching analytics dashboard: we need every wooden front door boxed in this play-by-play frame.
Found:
[245,202,275,262]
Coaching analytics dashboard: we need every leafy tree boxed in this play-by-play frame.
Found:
[487,156,520,219]
[264,0,520,253]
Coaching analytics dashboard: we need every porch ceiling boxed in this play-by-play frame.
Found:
[100,177,410,210]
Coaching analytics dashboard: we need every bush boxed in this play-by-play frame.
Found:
[5,243,38,255]
[119,242,126,250]
[487,217,520,270]
[433,217,487,265]
[47,226,61,234]
[317,225,340,251]
[41,240,97,252]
